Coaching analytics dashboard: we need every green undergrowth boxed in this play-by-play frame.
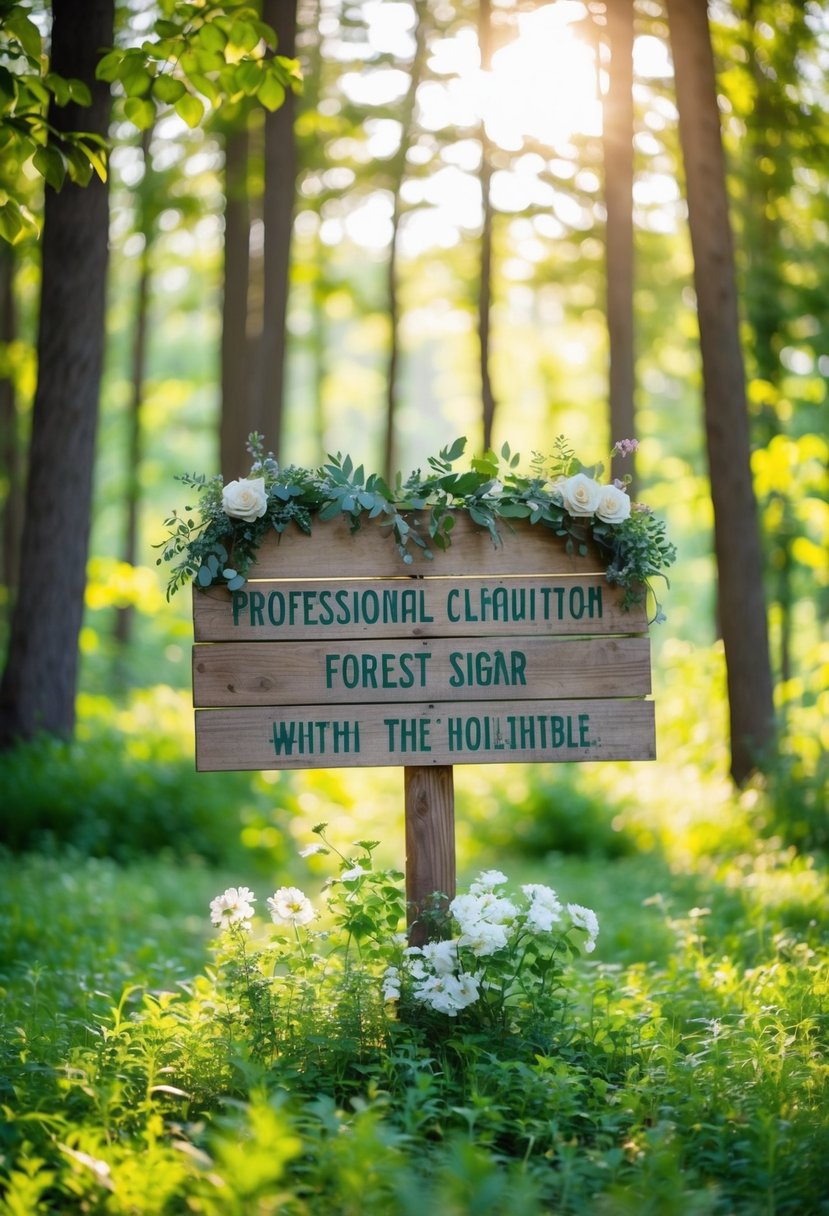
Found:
[1,824,827,1215]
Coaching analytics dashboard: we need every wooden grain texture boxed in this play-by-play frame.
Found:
[192,573,648,642]
[405,765,456,940]
[194,697,656,771]
[217,514,603,579]
[192,635,651,707]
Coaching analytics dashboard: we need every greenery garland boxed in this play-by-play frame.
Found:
[156,434,676,619]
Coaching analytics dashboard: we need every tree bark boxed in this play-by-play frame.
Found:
[0,242,21,620]
[602,0,637,494]
[220,118,252,479]
[0,0,113,746]
[382,1,427,482]
[478,0,497,452]
[666,0,775,783]
[114,126,152,652]
[249,0,298,457]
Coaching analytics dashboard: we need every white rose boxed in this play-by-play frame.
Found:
[222,477,268,522]
[559,473,603,517]
[595,484,632,524]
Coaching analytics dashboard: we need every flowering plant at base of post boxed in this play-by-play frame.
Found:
[206,829,601,1069]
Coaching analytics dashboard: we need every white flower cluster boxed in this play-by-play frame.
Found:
[557,472,631,524]
[388,871,600,1017]
[210,884,315,930]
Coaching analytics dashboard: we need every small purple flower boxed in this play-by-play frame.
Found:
[612,438,640,458]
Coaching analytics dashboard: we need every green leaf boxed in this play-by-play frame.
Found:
[260,71,285,110]
[62,143,94,186]
[233,59,262,96]
[174,92,204,128]
[124,96,156,130]
[318,499,344,521]
[45,72,70,106]
[66,78,92,106]
[121,67,154,98]
[228,19,260,52]
[95,51,123,84]
[197,22,227,54]
[32,144,66,192]
[5,11,42,61]
[196,564,213,587]
[152,74,186,104]
[0,199,26,245]
[442,436,467,462]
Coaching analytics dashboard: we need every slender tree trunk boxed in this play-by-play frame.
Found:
[0,0,113,746]
[666,0,775,783]
[382,1,427,482]
[602,0,637,494]
[220,119,252,479]
[478,0,497,452]
[0,243,21,621]
[249,0,298,456]
[114,127,152,651]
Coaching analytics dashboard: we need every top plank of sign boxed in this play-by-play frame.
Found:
[228,514,604,579]
[192,515,649,641]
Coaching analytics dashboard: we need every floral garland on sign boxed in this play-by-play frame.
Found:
[157,433,676,619]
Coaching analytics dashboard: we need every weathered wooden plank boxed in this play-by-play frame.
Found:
[218,514,603,579]
[194,698,656,771]
[192,635,651,707]
[193,573,647,642]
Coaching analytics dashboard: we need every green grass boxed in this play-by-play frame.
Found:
[1,652,827,1214]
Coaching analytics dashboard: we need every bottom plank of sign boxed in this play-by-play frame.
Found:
[194,698,656,771]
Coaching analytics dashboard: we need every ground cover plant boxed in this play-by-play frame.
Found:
[1,701,828,1216]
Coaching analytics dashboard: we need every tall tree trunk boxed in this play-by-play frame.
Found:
[0,0,113,746]
[114,126,152,652]
[249,0,298,457]
[666,0,775,784]
[0,242,21,620]
[382,0,427,483]
[478,0,497,452]
[220,119,252,479]
[602,0,637,494]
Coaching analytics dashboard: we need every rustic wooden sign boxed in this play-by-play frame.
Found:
[191,513,654,927]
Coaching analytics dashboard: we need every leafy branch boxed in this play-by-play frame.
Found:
[156,433,676,618]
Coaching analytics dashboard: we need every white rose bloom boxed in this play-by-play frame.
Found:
[469,869,509,894]
[381,966,401,1001]
[458,920,510,956]
[559,473,603,518]
[222,476,268,522]
[522,884,563,933]
[595,483,632,524]
[267,886,315,926]
[567,902,600,952]
[420,939,459,976]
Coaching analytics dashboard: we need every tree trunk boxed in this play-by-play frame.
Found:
[249,0,298,457]
[220,119,252,479]
[0,242,21,621]
[666,0,775,784]
[478,0,497,452]
[382,0,427,483]
[602,0,637,494]
[0,0,113,746]
[114,127,152,652]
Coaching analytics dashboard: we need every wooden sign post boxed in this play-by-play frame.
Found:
[192,515,654,928]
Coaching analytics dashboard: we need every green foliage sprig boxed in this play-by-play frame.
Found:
[157,433,676,618]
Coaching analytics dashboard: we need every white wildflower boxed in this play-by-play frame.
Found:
[381,966,401,1002]
[267,886,315,926]
[209,886,256,929]
[298,842,328,858]
[340,864,368,881]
